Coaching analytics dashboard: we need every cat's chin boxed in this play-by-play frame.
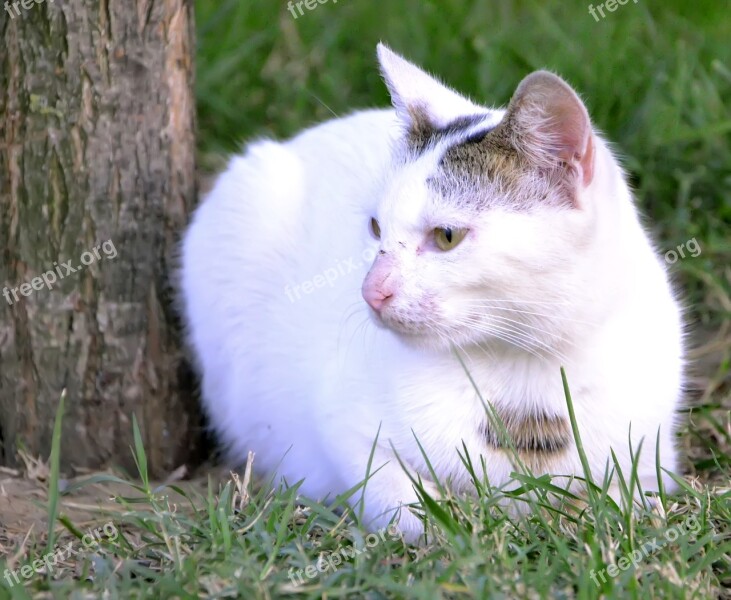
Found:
[370,311,478,351]
[391,328,481,353]
[369,310,433,344]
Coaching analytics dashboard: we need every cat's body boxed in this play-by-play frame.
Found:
[181,45,684,542]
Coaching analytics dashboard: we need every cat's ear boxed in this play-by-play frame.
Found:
[377,43,482,131]
[500,71,595,187]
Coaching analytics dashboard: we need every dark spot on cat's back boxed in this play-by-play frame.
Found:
[480,407,572,470]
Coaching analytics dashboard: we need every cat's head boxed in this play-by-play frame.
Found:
[362,44,605,353]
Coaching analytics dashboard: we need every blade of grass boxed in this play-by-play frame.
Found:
[46,389,66,557]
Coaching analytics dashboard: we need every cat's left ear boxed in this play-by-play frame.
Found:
[500,71,595,188]
[377,43,483,131]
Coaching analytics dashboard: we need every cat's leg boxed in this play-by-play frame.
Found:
[575,425,679,512]
[329,443,440,544]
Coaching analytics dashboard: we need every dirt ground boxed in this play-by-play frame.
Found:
[0,461,226,559]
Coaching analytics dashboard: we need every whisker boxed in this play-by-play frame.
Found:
[473,311,576,353]
[453,315,563,362]
[460,298,571,306]
[460,302,598,327]
[456,317,545,360]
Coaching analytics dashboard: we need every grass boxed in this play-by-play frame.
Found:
[1,0,730,598]
[0,380,728,598]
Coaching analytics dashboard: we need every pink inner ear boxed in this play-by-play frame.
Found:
[510,71,596,189]
[580,134,594,187]
[549,100,595,187]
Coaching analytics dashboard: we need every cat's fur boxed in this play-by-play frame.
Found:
[181,44,684,542]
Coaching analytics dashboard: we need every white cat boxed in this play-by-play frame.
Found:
[181,44,684,542]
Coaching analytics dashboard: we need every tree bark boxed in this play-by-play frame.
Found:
[0,0,203,476]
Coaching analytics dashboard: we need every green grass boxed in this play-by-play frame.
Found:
[0,378,728,598]
[1,0,730,598]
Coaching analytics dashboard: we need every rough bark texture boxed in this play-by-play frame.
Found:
[0,0,204,476]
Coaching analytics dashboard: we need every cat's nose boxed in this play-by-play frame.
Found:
[362,254,397,312]
[363,286,393,312]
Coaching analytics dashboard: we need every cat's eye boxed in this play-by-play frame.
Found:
[434,227,468,251]
[370,217,381,240]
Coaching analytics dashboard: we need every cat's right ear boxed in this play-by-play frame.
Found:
[497,71,595,188]
[377,43,482,132]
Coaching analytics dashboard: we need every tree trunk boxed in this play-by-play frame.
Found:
[0,0,204,477]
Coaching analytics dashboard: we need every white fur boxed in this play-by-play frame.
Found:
[376,43,486,128]
[181,46,684,542]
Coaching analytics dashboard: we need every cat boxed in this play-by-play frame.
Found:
[180,44,685,543]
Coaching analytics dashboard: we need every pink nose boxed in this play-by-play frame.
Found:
[362,286,393,312]
[362,254,397,313]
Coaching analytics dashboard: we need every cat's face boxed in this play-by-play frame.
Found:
[362,45,597,352]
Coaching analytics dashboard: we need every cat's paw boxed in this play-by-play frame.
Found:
[386,480,443,545]
[390,506,427,545]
